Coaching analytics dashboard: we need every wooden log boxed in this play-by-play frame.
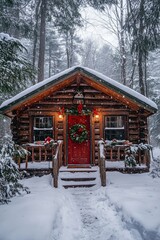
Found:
[98,141,106,187]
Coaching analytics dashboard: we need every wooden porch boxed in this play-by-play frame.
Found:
[17,139,151,188]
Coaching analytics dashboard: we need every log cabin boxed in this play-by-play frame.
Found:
[0,66,157,186]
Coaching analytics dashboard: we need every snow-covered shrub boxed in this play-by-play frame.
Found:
[0,135,30,204]
[125,143,152,167]
[125,146,137,167]
[0,134,29,160]
[150,155,160,178]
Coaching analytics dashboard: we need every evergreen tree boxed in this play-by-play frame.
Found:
[36,0,117,81]
[60,28,82,68]
[0,135,30,204]
[126,0,160,95]
[0,0,33,38]
[45,29,66,77]
[147,49,160,146]
[0,33,34,96]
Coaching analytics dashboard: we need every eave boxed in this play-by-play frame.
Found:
[0,66,157,117]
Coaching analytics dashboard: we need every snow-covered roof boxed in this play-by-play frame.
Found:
[0,66,157,114]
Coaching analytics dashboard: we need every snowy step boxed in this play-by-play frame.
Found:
[63,183,96,189]
[59,166,97,173]
[61,177,96,182]
[58,166,100,189]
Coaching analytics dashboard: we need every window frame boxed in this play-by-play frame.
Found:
[31,115,55,142]
[103,115,128,141]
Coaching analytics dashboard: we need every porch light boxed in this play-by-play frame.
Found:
[93,108,99,119]
[59,114,63,119]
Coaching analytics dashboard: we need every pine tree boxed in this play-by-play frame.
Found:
[36,0,117,81]
[0,135,30,204]
[126,0,160,95]
[0,33,34,95]
[147,50,160,145]
[0,0,33,38]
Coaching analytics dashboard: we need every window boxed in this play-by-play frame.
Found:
[104,116,126,140]
[33,116,53,141]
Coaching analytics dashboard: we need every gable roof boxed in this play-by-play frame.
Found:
[0,66,157,116]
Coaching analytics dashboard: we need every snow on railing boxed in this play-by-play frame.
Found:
[102,140,152,169]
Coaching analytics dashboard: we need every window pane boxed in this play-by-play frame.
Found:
[34,117,53,129]
[105,116,124,128]
[104,116,125,140]
[105,129,125,140]
[34,130,53,141]
[33,116,53,141]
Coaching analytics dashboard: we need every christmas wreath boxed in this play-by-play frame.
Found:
[70,124,88,143]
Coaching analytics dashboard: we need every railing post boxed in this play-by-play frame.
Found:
[98,140,106,187]
[145,149,150,169]
[52,141,63,188]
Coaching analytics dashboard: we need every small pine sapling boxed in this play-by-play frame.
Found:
[125,143,152,168]
[0,135,30,204]
[125,146,137,167]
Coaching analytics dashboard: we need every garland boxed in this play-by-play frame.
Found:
[59,104,92,116]
[70,124,88,143]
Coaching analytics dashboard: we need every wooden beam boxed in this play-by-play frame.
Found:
[82,76,140,111]
[5,75,77,116]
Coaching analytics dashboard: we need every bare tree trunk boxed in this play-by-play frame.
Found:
[48,42,52,77]
[144,53,148,97]
[130,56,137,88]
[138,50,145,95]
[120,0,126,85]
[65,31,70,68]
[38,0,46,82]
[138,0,146,95]
[70,32,73,67]
[32,0,41,75]
[14,2,20,38]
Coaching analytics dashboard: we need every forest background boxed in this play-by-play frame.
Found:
[0,0,160,147]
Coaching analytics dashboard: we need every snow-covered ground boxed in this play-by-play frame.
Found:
[0,169,160,240]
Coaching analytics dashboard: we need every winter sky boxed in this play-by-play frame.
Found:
[80,7,118,48]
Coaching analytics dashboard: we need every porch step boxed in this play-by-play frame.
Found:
[63,183,96,189]
[59,166,97,173]
[61,177,96,182]
[67,164,91,168]
[59,166,100,189]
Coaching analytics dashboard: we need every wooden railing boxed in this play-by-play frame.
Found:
[21,142,57,169]
[98,140,106,187]
[52,140,63,188]
[101,140,151,170]
[136,145,151,168]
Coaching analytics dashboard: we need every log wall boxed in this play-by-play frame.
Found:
[11,78,149,165]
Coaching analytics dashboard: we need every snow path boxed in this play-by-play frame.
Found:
[60,188,143,240]
[1,172,160,240]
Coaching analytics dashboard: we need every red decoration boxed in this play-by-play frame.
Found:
[77,104,83,114]
[44,136,52,144]
[93,108,98,115]
[78,128,83,133]
[61,107,65,114]
[59,106,65,115]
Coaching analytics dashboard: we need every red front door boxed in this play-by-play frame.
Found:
[68,115,90,165]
